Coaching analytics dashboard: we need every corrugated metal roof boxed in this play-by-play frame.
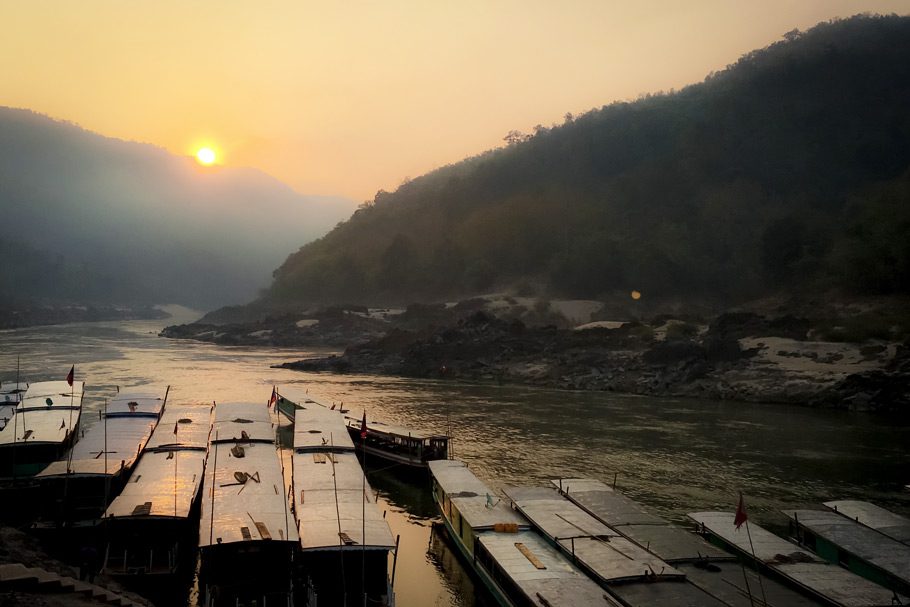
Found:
[825,500,910,545]
[212,401,275,444]
[105,449,207,519]
[429,459,525,530]
[690,511,905,607]
[551,478,730,563]
[293,451,394,551]
[477,530,617,606]
[786,509,910,586]
[200,441,297,547]
[293,404,355,452]
[146,404,212,450]
[504,486,685,583]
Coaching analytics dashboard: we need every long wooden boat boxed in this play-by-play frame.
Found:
[786,509,910,596]
[102,403,212,577]
[34,387,168,524]
[690,511,907,607]
[0,380,85,478]
[551,478,823,607]
[344,411,449,469]
[428,459,617,607]
[292,402,397,606]
[199,401,298,607]
[0,381,28,431]
[825,500,910,545]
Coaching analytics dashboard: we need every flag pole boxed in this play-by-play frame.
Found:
[104,399,109,509]
[744,518,768,606]
[362,410,367,606]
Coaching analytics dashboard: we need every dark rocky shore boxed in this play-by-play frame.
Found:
[162,297,910,412]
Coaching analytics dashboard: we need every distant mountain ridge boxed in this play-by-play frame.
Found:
[264,15,910,308]
[0,108,355,308]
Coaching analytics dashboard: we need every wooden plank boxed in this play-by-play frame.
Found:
[515,542,547,569]
[254,522,272,540]
[240,526,252,541]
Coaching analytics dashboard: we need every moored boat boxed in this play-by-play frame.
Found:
[0,379,85,478]
[345,411,449,469]
[34,387,168,524]
[292,401,397,606]
[198,400,297,606]
[429,459,618,607]
[102,402,212,578]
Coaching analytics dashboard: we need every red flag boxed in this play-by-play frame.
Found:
[269,386,278,406]
[360,411,368,440]
[734,493,748,529]
[66,365,74,387]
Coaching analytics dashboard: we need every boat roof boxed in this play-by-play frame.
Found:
[17,381,85,411]
[344,413,447,441]
[105,449,208,519]
[22,381,84,400]
[786,509,910,586]
[293,404,355,452]
[689,512,905,607]
[429,459,526,530]
[146,404,212,451]
[211,401,275,444]
[677,561,823,607]
[504,486,684,583]
[0,404,16,431]
[292,451,395,551]
[38,414,161,479]
[825,500,910,545]
[0,397,83,447]
[476,529,618,606]
[106,389,168,417]
[200,441,297,547]
[551,478,730,562]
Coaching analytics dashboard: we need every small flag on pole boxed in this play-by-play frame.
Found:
[734,492,748,529]
[66,365,74,387]
[360,411,368,440]
[269,386,278,407]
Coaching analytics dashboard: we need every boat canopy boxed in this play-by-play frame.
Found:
[294,404,355,452]
[344,413,447,442]
[211,401,275,444]
[200,440,297,547]
[105,404,212,520]
[293,451,394,551]
[429,459,525,531]
[825,500,910,545]
[0,381,85,447]
[37,389,166,479]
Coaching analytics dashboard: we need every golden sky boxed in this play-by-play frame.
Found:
[2,0,908,201]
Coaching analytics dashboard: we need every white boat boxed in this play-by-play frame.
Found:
[0,381,28,431]
[429,459,615,607]
[35,387,168,523]
[0,380,84,478]
[292,402,397,606]
[102,403,212,577]
[199,401,297,607]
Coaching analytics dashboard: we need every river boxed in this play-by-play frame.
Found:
[2,309,909,606]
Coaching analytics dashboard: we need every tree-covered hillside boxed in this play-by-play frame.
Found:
[268,15,910,307]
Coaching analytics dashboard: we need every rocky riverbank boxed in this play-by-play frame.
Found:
[162,296,910,412]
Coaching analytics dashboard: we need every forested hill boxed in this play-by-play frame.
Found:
[265,15,910,309]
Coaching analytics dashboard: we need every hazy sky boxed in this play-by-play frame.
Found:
[2,1,908,201]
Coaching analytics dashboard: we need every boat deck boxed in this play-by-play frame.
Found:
[786,509,910,594]
[690,511,907,607]
[825,500,910,545]
[0,381,85,447]
[293,402,355,452]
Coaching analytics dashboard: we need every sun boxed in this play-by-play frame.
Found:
[196,147,216,165]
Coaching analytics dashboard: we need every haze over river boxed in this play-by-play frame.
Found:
[2,309,909,606]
